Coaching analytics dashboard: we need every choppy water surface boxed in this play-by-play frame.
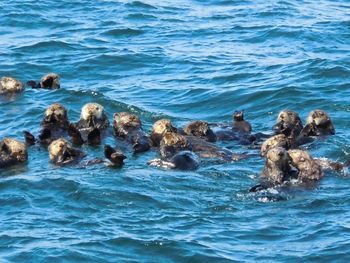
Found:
[1,0,350,262]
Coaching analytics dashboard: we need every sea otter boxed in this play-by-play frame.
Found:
[233,110,252,133]
[48,138,85,165]
[260,134,290,157]
[0,77,24,95]
[182,121,217,142]
[0,138,28,168]
[26,73,60,89]
[69,103,109,145]
[149,119,177,147]
[24,103,70,145]
[250,147,294,192]
[288,149,323,182]
[300,110,335,137]
[113,112,150,153]
[159,132,245,162]
[148,132,199,170]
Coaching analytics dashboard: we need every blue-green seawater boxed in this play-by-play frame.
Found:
[1,0,350,262]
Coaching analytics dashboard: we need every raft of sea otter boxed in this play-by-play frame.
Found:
[1,73,349,192]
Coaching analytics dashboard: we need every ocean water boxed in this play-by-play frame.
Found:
[0,0,350,262]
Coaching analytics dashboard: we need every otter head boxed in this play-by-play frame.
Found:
[48,138,82,164]
[264,147,291,183]
[150,119,177,146]
[306,110,335,135]
[113,112,141,136]
[261,134,289,157]
[0,77,24,94]
[273,110,303,137]
[40,73,60,89]
[81,103,105,127]
[183,121,216,142]
[160,132,191,158]
[233,110,244,122]
[287,149,323,181]
[43,103,68,125]
[1,138,28,162]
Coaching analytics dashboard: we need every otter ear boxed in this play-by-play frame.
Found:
[88,128,101,145]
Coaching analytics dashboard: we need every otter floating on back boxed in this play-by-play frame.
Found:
[69,103,109,145]
[26,73,60,89]
[0,138,28,168]
[113,112,150,153]
[0,77,24,95]
[24,103,70,145]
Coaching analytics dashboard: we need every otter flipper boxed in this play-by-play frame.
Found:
[68,124,84,145]
[23,131,36,145]
[104,145,126,167]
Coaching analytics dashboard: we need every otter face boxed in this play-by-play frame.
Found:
[306,110,335,135]
[183,121,216,142]
[233,110,244,121]
[273,110,303,136]
[81,103,104,121]
[0,77,24,94]
[40,73,60,89]
[43,103,68,124]
[48,138,69,161]
[263,147,291,184]
[2,138,28,162]
[113,112,141,131]
[261,134,289,157]
[152,119,177,135]
[266,147,289,164]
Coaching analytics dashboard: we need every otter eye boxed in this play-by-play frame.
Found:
[96,107,99,110]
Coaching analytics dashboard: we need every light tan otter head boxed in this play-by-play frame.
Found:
[183,121,216,142]
[161,132,188,147]
[261,134,289,157]
[2,138,28,162]
[307,110,331,126]
[263,147,291,184]
[44,103,68,124]
[273,109,303,137]
[152,119,177,135]
[0,77,24,94]
[276,110,301,124]
[81,103,104,121]
[40,73,60,89]
[288,149,323,181]
[48,138,70,161]
[113,112,141,130]
[266,147,289,164]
